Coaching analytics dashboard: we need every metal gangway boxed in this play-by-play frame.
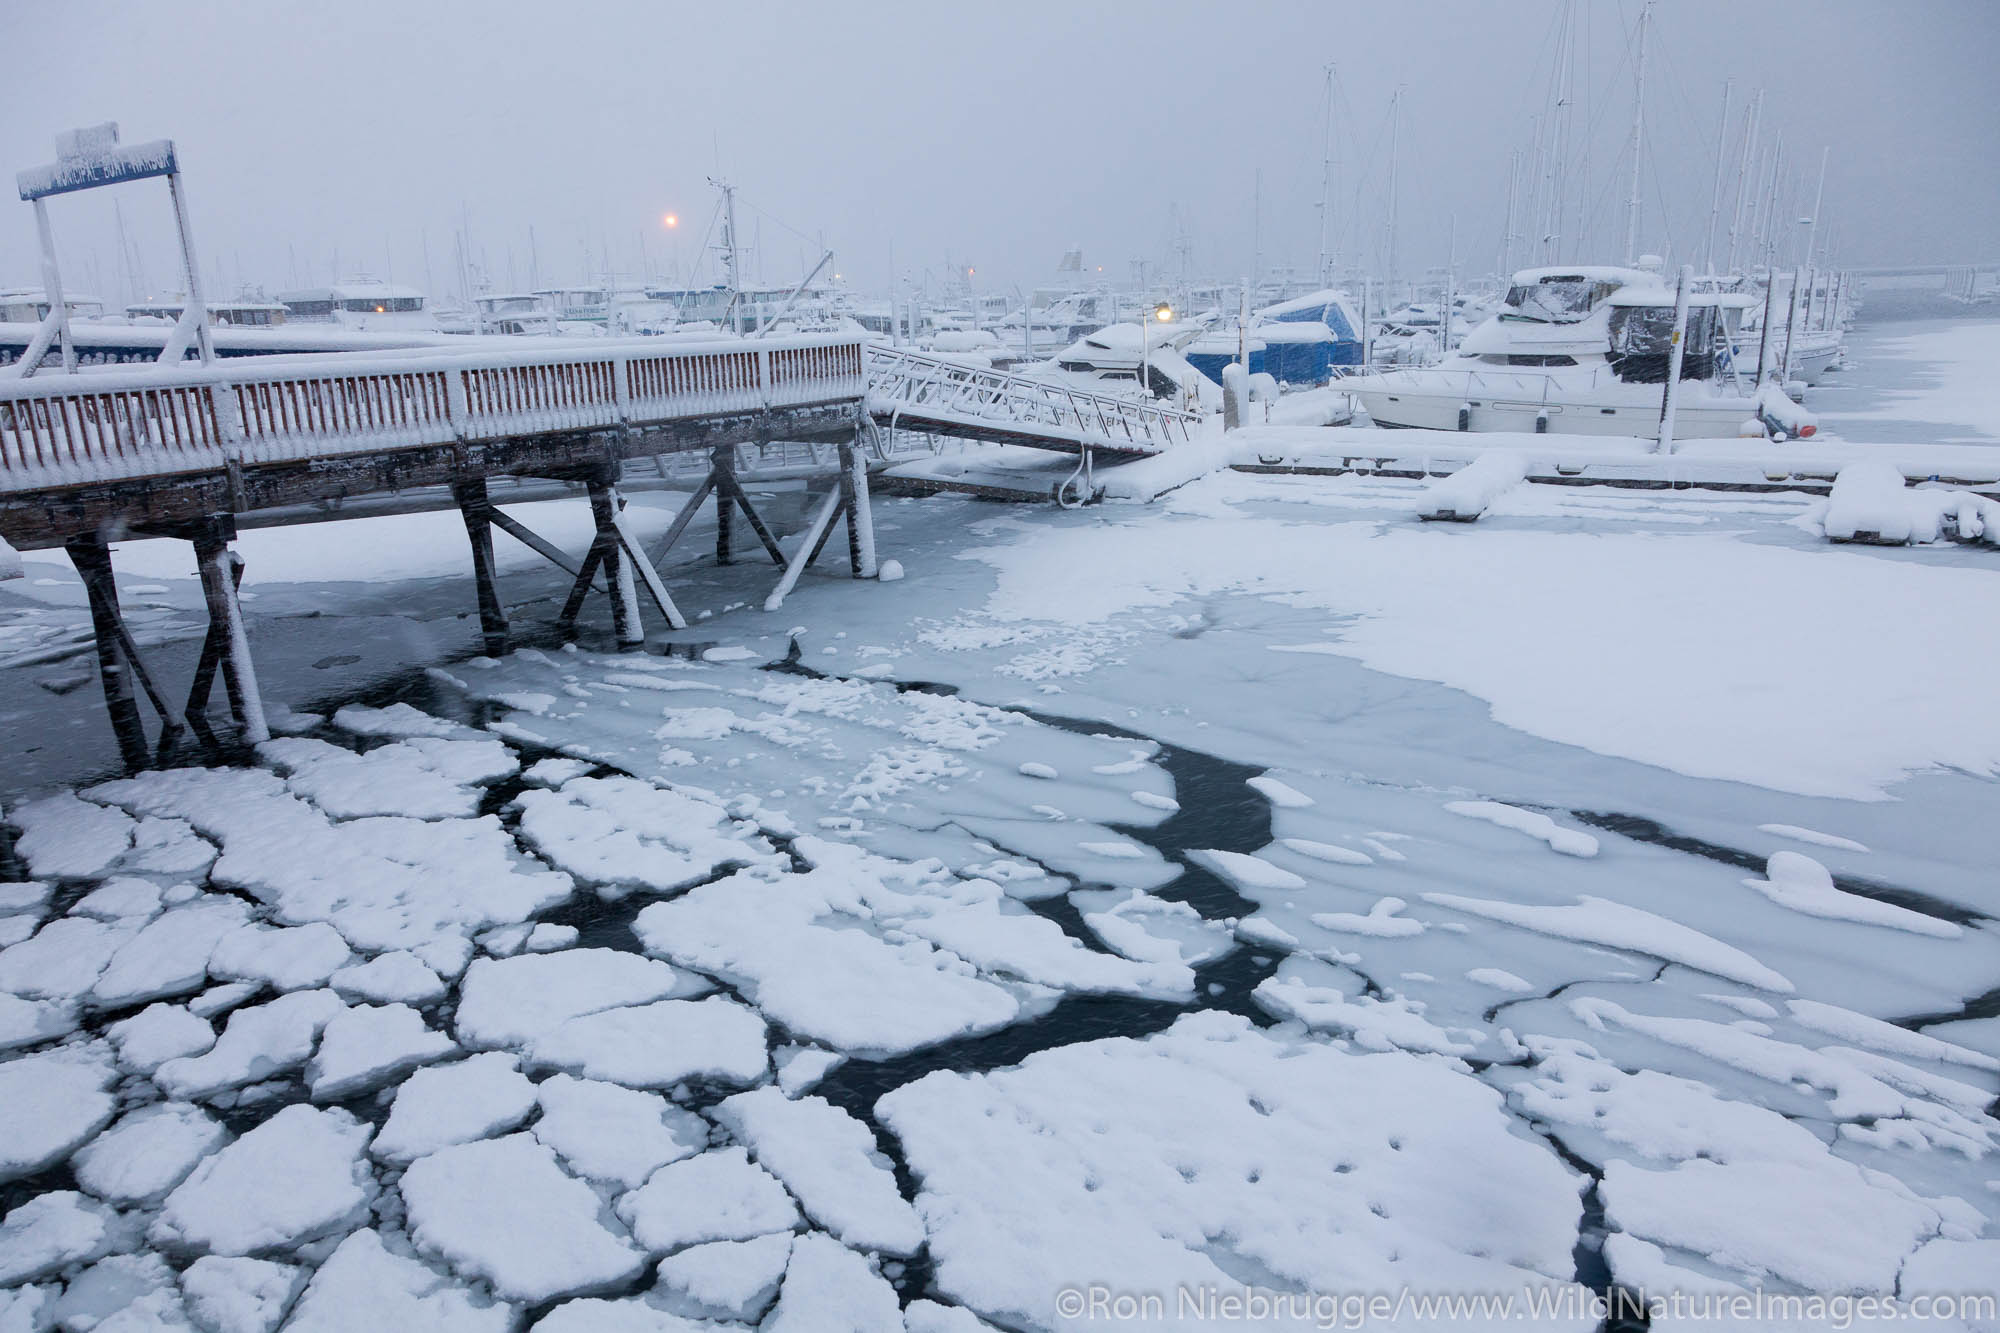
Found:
[864,344,1203,458]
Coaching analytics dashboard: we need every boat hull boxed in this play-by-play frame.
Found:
[1351,377,1761,440]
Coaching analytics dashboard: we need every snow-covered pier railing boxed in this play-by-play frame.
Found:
[0,334,867,502]
[865,344,1204,458]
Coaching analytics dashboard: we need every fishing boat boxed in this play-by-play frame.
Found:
[1348,264,1813,440]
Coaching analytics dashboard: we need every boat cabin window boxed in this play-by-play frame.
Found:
[284,299,336,318]
[1501,277,1617,324]
[1482,353,1578,367]
[341,297,422,313]
[1607,305,1722,382]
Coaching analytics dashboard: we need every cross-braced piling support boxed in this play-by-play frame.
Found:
[187,520,268,746]
[66,534,157,769]
[65,518,268,770]
[764,424,878,611]
[545,465,687,645]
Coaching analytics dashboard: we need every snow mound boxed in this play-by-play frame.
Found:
[1254,976,1481,1056]
[1185,848,1304,892]
[1822,462,1932,544]
[1417,450,1528,521]
[1443,800,1598,856]
[1424,892,1792,992]
[1746,851,1961,937]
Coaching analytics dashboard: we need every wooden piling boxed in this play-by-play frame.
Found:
[65,534,149,770]
[190,523,268,743]
[454,479,511,657]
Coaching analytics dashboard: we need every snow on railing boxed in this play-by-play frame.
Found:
[0,334,867,492]
[864,345,1202,453]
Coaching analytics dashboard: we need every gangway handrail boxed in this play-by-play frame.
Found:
[0,334,868,491]
[863,343,1202,454]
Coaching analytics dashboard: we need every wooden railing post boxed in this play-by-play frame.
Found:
[445,368,471,441]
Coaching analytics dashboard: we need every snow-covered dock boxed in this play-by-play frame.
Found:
[1231,424,2000,495]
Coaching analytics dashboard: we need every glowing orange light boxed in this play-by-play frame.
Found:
[662,213,679,229]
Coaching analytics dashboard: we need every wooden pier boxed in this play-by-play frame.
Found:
[0,332,1209,767]
[0,335,876,763]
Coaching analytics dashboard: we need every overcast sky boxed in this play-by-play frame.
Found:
[4,0,1994,306]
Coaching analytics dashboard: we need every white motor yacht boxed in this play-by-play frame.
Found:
[1349,265,1814,440]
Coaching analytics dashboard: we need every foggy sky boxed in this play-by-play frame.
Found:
[3,0,1995,306]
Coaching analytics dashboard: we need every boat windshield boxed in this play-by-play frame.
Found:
[1502,277,1613,324]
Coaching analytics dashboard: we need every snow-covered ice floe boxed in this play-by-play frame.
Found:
[3,443,1999,1328]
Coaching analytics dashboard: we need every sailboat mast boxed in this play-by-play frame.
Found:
[1316,64,1337,288]
[1759,133,1785,270]
[1252,169,1263,294]
[1725,91,1761,275]
[1385,87,1401,297]
[1805,146,1830,269]
[1441,214,1456,355]
[1623,0,1651,265]
[1702,80,1733,273]
[1546,2,1573,263]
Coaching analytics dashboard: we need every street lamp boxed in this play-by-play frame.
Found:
[1154,303,1173,322]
